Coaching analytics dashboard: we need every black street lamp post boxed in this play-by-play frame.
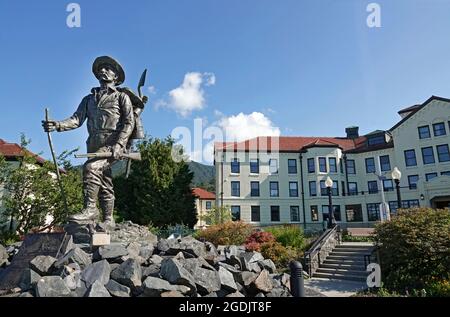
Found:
[392,167,402,210]
[325,176,336,229]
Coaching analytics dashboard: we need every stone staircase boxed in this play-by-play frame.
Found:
[313,243,375,282]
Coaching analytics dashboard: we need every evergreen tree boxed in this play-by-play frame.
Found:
[114,136,197,228]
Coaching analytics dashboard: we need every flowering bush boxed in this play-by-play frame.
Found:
[195,221,253,246]
[244,231,275,251]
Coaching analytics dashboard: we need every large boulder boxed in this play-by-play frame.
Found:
[141,276,190,297]
[218,267,238,292]
[191,267,221,295]
[142,265,161,279]
[94,244,128,262]
[110,258,142,291]
[86,280,111,297]
[54,247,91,270]
[105,280,130,297]
[35,276,72,297]
[81,260,111,288]
[29,255,56,276]
[178,236,207,258]
[160,258,196,290]
[258,259,277,274]
[251,270,273,293]
[18,268,41,291]
[240,252,264,271]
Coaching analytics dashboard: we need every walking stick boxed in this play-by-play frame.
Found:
[45,108,69,220]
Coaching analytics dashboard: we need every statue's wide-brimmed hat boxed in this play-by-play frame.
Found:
[92,56,125,85]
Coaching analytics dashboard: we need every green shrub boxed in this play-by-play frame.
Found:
[265,225,306,250]
[425,279,450,297]
[195,221,253,246]
[260,241,299,268]
[374,208,450,294]
[341,229,374,242]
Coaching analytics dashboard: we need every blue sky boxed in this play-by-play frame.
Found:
[2,0,450,165]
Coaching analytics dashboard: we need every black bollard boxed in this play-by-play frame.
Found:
[290,261,305,297]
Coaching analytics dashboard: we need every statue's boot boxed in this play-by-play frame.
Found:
[100,199,115,231]
[69,202,100,223]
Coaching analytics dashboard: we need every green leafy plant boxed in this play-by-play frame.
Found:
[265,225,306,250]
[0,135,82,235]
[200,205,232,225]
[114,136,197,228]
[374,208,450,294]
[260,240,299,268]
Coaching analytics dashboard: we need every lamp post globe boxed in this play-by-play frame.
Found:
[325,176,336,228]
[392,167,402,210]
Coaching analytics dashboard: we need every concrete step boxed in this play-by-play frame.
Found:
[331,250,372,256]
[321,262,366,270]
[316,267,368,276]
[327,255,365,261]
[335,246,374,251]
[313,272,368,282]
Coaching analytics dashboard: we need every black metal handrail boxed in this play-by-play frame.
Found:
[364,246,379,268]
[303,225,340,276]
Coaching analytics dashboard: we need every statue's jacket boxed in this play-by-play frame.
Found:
[57,86,135,153]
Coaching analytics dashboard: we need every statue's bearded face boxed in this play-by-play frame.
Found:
[99,65,118,83]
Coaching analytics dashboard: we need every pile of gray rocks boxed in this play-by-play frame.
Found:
[0,221,294,297]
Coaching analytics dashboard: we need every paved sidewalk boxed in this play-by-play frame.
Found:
[304,278,368,297]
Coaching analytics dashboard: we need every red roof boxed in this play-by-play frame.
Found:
[0,138,46,164]
[215,136,367,153]
[192,188,215,200]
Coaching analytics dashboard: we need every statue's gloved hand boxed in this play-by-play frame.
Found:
[111,144,124,160]
[42,120,60,132]
[141,96,148,104]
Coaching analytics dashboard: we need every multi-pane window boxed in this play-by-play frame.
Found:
[380,155,391,171]
[307,158,315,173]
[368,181,378,194]
[231,158,240,173]
[206,201,212,210]
[418,125,431,139]
[437,144,450,162]
[320,181,327,196]
[271,206,280,222]
[310,205,319,221]
[320,181,339,196]
[346,160,356,174]
[408,175,419,189]
[269,159,278,174]
[348,182,358,195]
[404,150,417,167]
[288,159,297,174]
[251,206,260,222]
[290,206,300,222]
[383,179,394,191]
[426,173,438,181]
[433,122,446,136]
[442,171,450,176]
[345,204,363,222]
[422,147,435,164]
[390,200,420,215]
[309,181,317,197]
[329,158,337,173]
[365,158,376,173]
[322,205,341,222]
[367,203,380,221]
[250,159,259,174]
[270,182,279,197]
[289,182,299,197]
[368,135,385,146]
[319,157,327,173]
[231,206,240,221]
[250,181,260,197]
[231,181,240,197]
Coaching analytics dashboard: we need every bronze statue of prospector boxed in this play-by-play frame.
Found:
[42,56,147,230]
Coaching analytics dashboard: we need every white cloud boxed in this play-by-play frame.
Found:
[161,72,215,117]
[217,112,281,142]
[147,86,157,94]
